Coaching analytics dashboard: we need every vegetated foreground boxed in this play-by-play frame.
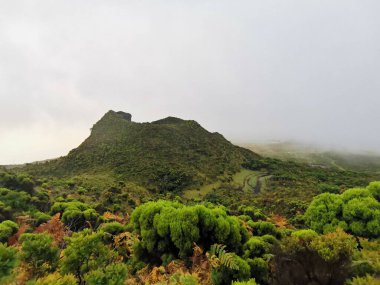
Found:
[0,111,379,285]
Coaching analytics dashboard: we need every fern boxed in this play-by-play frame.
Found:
[208,244,239,270]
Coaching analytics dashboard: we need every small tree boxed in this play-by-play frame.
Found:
[19,233,60,277]
[84,263,128,285]
[0,243,17,281]
[0,220,19,243]
[60,229,115,284]
[270,229,357,285]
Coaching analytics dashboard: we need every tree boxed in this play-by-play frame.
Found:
[27,273,77,285]
[304,184,380,238]
[84,263,128,285]
[0,243,17,280]
[131,201,248,264]
[51,201,100,231]
[60,229,115,284]
[270,229,357,285]
[19,233,60,277]
[367,181,380,201]
[0,220,19,243]
[304,193,344,234]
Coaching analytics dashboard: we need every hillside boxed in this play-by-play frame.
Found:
[242,142,380,172]
[24,110,259,192]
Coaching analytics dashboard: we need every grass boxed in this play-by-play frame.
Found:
[182,181,222,200]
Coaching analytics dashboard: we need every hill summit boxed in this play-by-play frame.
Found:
[26,110,259,192]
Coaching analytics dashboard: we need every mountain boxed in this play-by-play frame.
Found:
[25,110,259,192]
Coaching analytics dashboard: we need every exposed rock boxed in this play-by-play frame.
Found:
[116,111,132,121]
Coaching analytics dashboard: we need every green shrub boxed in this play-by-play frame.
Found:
[238,206,266,221]
[243,237,271,258]
[247,221,280,238]
[348,275,380,285]
[247,257,268,284]
[98,222,126,236]
[51,201,100,231]
[169,272,199,285]
[367,181,380,201]
[27,273,77,285]
[60,230,115,280]
[0,243,17,279]
[304,184,380,238]
[20,233,60,276]
[131,201,248,263]
[212,254,251,285]
[232,279,258,285]
[271,229,357,285]
[0,220,19,243]
[84,263,128,285]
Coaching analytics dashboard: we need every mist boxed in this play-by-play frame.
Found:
[1,0,380,164]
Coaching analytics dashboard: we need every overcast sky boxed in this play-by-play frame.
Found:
[0,1,379,164]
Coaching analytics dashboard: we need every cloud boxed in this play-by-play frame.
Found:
[0,0,379,163]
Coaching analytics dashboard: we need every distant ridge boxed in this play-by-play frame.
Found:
[24,110,260,192]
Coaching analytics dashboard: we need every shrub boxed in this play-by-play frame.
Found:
[367,181,380,201]
[131,201,248,263]
[84,263,128,285]
[305,184,380,238]
[232,279,258,285]
[243,237,271,258]
[271,229,357,285]
[19,233,60,276]
[51,201,100,231]
[0,243,17,279]
[98,222,126,236]
[27,273,77,285]
[348,275,380,285]
[211,255,251,285]
[60,230,115,281]
[0,220,19,243]
[247,221,281,238]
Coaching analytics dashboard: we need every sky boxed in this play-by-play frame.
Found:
[0,1,380,164]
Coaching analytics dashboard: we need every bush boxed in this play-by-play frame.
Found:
[212,254,251,285]
[271,229,357,285]
[243,237,271,258]
[348,275,380,285]
[0,243,17,279]
[247,221,281,238]
[238,206,266,221]
[98,222,126,236]
[247,257,268,284]
[319,183,340,194]
[367,181,380,201]
[27,273,77,285]
[84,263,128,285]
[232,279,258,285]
[131,201,248,263]
[51,201,100,231]
[304,184,380,238]
[19,233,60,276]
[0,220,19,243]
[60,230,115,281]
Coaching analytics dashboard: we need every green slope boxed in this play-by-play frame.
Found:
[24,110,260,192]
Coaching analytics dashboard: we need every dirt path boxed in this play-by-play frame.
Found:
[242,172,270,194]
[253,173,270,195]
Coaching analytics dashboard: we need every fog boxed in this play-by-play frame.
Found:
[0,1,379,164]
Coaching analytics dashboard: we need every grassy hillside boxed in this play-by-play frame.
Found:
[23,111,259,193]
[242,142,380,172]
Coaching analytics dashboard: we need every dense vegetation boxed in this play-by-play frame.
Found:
[0,167,379,284]
[0,112,379,284]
